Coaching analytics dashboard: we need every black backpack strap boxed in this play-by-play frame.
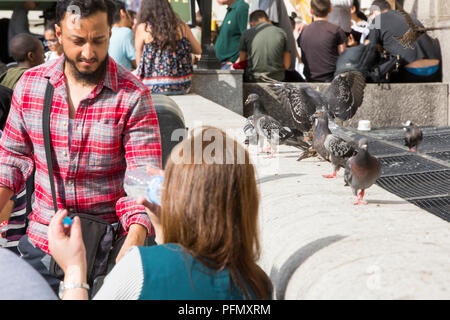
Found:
[42,80,58,212]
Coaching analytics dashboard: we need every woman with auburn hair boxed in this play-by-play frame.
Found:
[48,127,272,300]
[134,0,201,95]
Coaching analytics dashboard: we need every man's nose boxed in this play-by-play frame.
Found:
[81,42,96,60]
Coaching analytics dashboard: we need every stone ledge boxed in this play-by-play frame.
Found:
[193,68,244,75]
[244,82,450,128]
[171,94,450,299]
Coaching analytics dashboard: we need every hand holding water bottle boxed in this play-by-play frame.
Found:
[124,166,164,243]
[124,166,164,206]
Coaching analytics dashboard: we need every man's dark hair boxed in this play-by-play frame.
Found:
[249,10,269,23]
[371,0,392,12]
[55,0,116,27]
[311,0,331,18]
[9,33,41,63]
[112,0,126,24]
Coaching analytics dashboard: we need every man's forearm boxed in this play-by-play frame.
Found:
[127,223,148,245]
[116,223,148,263]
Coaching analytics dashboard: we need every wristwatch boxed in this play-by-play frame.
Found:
[58,281,90,299]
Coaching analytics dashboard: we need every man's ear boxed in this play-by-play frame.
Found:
[55,23,62,42]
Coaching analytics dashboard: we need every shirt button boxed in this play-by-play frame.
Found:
[67,180,73,185]
[69,208,74,212]
[63,122,68,127]
[63,151,68,157]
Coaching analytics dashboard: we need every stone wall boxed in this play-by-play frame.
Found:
[191,68,244,116]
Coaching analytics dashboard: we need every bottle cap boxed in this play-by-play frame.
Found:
[63,217,72,226]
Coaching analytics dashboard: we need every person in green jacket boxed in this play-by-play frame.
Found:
[215,0,249,69]
[0,33,45,90]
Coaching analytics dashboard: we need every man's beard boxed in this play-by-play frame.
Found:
[65,53,108,86]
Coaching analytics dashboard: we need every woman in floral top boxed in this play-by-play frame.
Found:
[134,0,202,95]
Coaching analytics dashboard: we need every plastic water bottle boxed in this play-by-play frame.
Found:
[124,167,164,206]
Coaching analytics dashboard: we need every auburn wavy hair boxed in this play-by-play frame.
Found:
[161,127,272,300]
[137,0,182,51]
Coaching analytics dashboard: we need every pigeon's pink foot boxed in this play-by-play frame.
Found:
[262,146,273,154]
[354,189,367,205]
[354,199,368,206]
[323,171,337,179]
[264,150,276,159]
[410,148,416,152]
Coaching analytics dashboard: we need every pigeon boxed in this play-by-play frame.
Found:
[268,71,366,135]
[312,110,332,162]
[313,111,357,178]
[344,139,381,206]
[403,120,423,152]
[394,0,450,49]
[244,94,310,157]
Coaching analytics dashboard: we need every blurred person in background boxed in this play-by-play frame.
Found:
[134,0,201,95]
[297,0,347,82]
[239,10,290,82]
[347,0,369,47]
[109,0,136,71]
[0,33,45,90]
[44,20,64,62]
[368,0,442,83]
[215,0,249,70]
[128,9,138,33]
[249,0,302,81]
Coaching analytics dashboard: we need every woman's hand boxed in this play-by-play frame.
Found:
[146,166,164,176]
[48,209,87,276]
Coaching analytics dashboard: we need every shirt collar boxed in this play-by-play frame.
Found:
[43,55,119,93]
[228,0,240,11]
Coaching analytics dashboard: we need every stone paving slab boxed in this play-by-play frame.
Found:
[170,94,450,300]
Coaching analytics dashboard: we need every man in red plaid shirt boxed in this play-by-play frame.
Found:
[0,0,161,292]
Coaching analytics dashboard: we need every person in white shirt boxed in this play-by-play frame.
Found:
[348,0,370,46]
[44,20,63,62]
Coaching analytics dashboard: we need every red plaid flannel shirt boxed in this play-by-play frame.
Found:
[0,56,162,254]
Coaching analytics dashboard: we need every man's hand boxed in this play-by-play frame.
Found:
[115,223,148,263]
